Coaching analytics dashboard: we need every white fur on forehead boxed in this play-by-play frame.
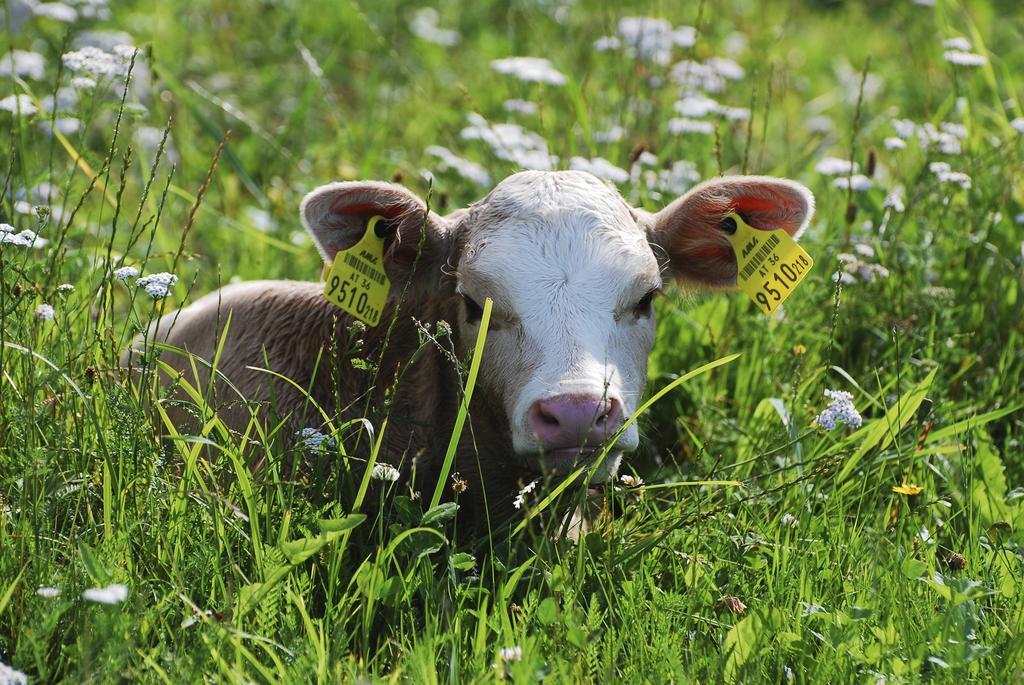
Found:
[467,170,640,231]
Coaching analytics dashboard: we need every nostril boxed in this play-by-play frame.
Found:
[537,404,560,427]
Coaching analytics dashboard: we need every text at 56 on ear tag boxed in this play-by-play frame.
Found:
[723,212,813,315]
[324,215,391,326]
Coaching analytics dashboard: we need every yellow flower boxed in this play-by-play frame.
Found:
[792,344,807,356]
[892,482,924,496]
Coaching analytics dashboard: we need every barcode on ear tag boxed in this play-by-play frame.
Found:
[323,215,391,326]
[725,213,813,315]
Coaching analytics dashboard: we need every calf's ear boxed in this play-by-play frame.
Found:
[300,181,454,287]
[644,176,814,288]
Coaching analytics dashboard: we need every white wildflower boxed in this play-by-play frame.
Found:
[669,60,725,92]
[569,156,629,184]
[36,586,61,598]
[71,76,97,89]
[426,145,491,187]
[296,427,335,451]
[832,270,856,285]
[1016,213,1024,225]
[0,50,46,80]
[884,137,907,151]
[883,192,905,212]
[815,389,862,431]
[1009,117,1024,135]
[61,45,132,78]
[113,265,139,280]
[642,160,701,196]
[56,283,75,293]
[136,272,178,298]
[461,112,555,170]
[941,122,968,139]
[833,175,872,192]
[674,93,720,118]
[944,50,986,67]
[82,583,128,605]
[668,117,714,135]
[409,8,461,46]
[490,57,566,85]
[929,162,971,189]
[36,303,55,321]
[721,106,751,121]
[706,56,745,81]
[498,646,523,663]
[619,474,644,488]
[781,513,799,528]
[593,36,621,51]
[0,94,38,116]
[891,118,916,139]
[853,243,875,258]
[916,122,962,154]
[617,16,695,64]
[503,98,538,115]
[807,115,833,133]
[1,228,48,248]
[0,660,27,685]
[634,151,658,167]
[371,463,401,482]
[942,37,972,51]
[34,2,79,22]
[512,478,539,509]
[593,125,625,143]
[815,157,859,176]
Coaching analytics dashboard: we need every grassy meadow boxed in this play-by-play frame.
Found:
[2,0,1024,681]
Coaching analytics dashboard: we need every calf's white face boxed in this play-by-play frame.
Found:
[301,170,814,482]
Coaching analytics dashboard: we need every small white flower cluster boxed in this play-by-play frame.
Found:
[0,50,46,80]
[83,582,129,605]
[371,463,401,482]
[408,7,461,46]
[136,272,177,298]
[928,162,971,190]
[943,49,986,67]
[461,112,555,171]
[815,157,859,176]
[833,248,890,285]
[1011,118,1024,135]
[498,645,523,663]
[512,478,539,509]
[37,586,61,598]
[833,175,873,192]
[35,303,55,321]
[883,191,905,213]
[594,16,696,65]
[669,58,744,93]
[667,117,714,135]
[568,156,630,184]
[113,265,140,280]
[35,2,79,22]
[815,389,863,431]
[1,224,48,248]
[503,98,538,115]
[0,94,38,116]
[61,44,136,79]
[490,57,566,86]
[425,145,492,187]
[57,283,75,293]
[296,427,335,452]
[593,125,625,143]
[619,474,644,488]
[633,158,701,198]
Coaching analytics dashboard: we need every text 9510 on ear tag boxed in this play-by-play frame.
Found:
[324,215,391,326]
[724,212,813,315]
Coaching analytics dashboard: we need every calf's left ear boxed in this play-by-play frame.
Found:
[644,176,814,288]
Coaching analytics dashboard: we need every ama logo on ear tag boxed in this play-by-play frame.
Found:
[723,213,813,315]
[324,215,391,326]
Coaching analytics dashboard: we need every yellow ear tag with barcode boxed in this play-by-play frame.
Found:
[725,212,813,315]
[323,215,391,326]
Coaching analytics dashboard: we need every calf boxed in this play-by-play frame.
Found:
[129,170,812,521]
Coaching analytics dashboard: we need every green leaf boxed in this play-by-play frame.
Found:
[986,521,1012,547]
[450,552,476,571]
[836,368,937,482]
[536,597,559,626]
[421,502,459,527]
[723,612,762,684]
[318,514,366,533]
[78,541,110,584]
[902,557,927,580]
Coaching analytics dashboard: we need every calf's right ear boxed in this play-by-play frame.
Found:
[300,181,454,285]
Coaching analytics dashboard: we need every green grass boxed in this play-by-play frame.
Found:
[2,0,1024,681]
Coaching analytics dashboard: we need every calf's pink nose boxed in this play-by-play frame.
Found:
[527,394,624,451]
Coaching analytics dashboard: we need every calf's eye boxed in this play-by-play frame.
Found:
[462,294,484,323]
[633,289,657,318]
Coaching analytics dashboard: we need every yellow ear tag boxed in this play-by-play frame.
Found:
[323,215,391,326]
[724,212,813,315]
